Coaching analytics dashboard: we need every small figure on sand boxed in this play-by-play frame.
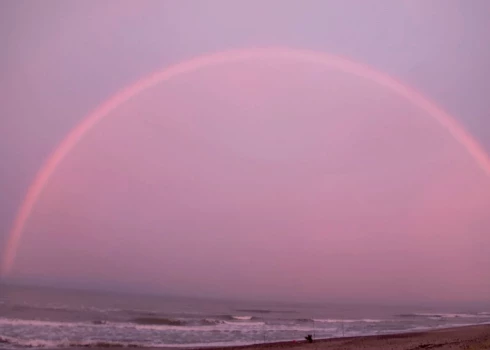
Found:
[305,334,313,343]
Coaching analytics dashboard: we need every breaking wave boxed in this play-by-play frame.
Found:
[231,316,253,321]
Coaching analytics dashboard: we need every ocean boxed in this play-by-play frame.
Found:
[1,284,489,349]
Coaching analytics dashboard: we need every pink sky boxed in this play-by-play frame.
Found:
[10,57,490,303]
[2,1,490,304]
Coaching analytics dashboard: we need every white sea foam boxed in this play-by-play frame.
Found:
[0,335,266,349]
[232,315,253,321]
[313,318,383,323]
[0,316,323,335]
[224,320,264,326]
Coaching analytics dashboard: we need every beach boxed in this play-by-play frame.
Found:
[196,325,490,350]
[2,285,490,349]
[51,325,490,349]
[44,325,490,350]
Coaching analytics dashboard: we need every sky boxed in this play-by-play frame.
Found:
[1,0,490,304]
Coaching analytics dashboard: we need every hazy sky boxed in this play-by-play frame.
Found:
[1,0,490,304]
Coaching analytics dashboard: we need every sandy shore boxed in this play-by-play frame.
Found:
[195,325,490,350]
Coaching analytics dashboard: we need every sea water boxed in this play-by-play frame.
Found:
[1,284,489,348]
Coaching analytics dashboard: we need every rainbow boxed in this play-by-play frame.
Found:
[2,47,489,277]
